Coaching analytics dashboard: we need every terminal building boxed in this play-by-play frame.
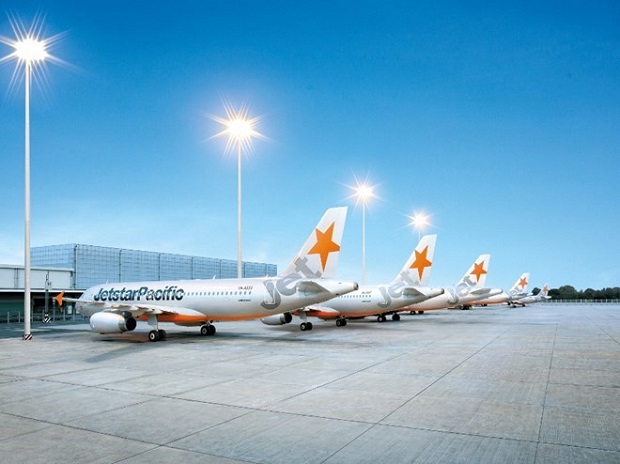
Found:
[1,244,277,321]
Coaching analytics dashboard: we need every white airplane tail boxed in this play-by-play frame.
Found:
[510,272,530,293]
[392,234,437,286]
[458,254,491,288]
[540,283,549,297]
[280,206,347,279]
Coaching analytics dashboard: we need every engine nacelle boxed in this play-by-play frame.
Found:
[89,312,137,334]
[261,313,293,326]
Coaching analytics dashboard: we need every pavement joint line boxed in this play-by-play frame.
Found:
[533,306,560,463]
[1,305,619,462]
[588,307,620,347]
[318,320,526,463]
[376,318,524,424]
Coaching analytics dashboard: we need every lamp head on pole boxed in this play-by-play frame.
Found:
[210,102,266,155]
[349,177,377,209]
[354,183,374,206]
[409,211,432,236]
[13,36,48,63]
[1,14,65,90]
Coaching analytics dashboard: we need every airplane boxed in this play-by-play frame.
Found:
[513,283,550,306]
[55,207,359,341]
[261,234,444,329]
[474,272,530,307]
[399,254,502,313]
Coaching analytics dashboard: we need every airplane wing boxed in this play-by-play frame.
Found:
[299,304,340,314]
[262,304,341,325]
[54,291,79,306]
[58,293,205,321]
[56,292,203,318]
[298,304,341,319]
[101,303,208,320]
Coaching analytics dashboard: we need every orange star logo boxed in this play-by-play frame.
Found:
[410,246,432,279]
[519,277,528,288]
[470,261,487,282]
[308,222,341,270]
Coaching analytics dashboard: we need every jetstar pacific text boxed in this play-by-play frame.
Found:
[93,286,185,302]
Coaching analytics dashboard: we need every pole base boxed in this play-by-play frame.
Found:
[22,333,33,341]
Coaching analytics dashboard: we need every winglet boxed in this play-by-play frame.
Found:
[393,234,437,286]
[281,207,347,279]
[459,254,491,287]
[54,291,64,307]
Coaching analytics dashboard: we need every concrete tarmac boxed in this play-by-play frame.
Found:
[0,304,619,463]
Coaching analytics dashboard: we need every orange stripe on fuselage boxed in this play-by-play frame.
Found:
[138,313,207,324]
[137,313,268,324]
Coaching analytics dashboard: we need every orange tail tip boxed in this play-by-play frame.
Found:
[54,291,64,307]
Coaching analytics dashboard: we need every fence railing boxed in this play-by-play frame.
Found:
[546,299,620,304]
[2,310,84,324]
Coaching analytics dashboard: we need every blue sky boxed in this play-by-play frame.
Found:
[1,1,619,291]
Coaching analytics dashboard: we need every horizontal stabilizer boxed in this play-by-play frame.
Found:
[470,287,495,296]
[402,286,444,298]
[402,287,424,298]
[296,280,329,294]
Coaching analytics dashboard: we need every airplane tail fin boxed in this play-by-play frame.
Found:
[458,254,491,288]
[280,206,347,279]
[54,291,64,307]
[511,272,530,293]
[540,283,549,297]
[392,234,437,286]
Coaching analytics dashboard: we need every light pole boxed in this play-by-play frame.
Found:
[2,28,51,340]
[351,181,375,285]
[211,104,264,278]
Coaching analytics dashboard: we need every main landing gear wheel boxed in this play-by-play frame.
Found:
[148,330,161,342]
[200,324,216,336]
[377,314,387,323]
[392,313,401,321]
[158,329,167,340]
[300,322,313,331]
[336,318,347,327]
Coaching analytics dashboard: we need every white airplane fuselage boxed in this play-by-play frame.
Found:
[403,286,502,311]
[78,277,358,324]
[475,291,510,306]
[476,290,527,306]
[309,284,443,319]
[514,293,549,305]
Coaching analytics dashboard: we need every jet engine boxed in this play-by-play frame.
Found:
[89,312,137,334]
[260,313,293,326]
